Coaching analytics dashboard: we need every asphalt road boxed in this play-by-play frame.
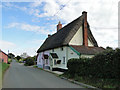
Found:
[3,60,85,88]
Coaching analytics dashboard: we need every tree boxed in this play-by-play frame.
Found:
[106,46,113,50]
[16,56,21,61]
[8,53,15,58]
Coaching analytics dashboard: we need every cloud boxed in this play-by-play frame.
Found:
[3,1,119,48]
[30,0,118,48]
[12,47,38,57]
[0,40,16,54]
[6,22,56,35]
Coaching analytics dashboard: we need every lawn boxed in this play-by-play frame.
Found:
[2,63,10,73]
[0,62,10,89]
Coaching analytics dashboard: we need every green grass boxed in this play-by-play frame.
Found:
[2,62,10,73]
[0,62,10,89]
[61,73,120,89]
[8,58,12,64]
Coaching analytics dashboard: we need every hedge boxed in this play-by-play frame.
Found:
[67,48,120,79]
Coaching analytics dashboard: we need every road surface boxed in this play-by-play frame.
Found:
[3,60,85,88]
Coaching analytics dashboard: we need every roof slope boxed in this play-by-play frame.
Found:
[37,14,98,53]
[0,49,8,56]
[71,45,105,55]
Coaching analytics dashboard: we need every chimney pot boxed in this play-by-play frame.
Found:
[48,34,51,37]
[82,11,87,14]
[57,21,62,31]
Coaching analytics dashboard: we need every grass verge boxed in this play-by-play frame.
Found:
[2,62,10,75]
[61,73,120,89]
[0,62,10,89]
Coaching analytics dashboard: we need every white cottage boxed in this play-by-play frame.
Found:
[37,11,104,71]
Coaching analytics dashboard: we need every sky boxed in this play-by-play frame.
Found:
[0,0,119,56]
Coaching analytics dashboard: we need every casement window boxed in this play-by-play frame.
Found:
[63,57,65,64]
[2,59,4,62]
[46,59,48,64]
[60,47,63,51]
[54,59,57,65]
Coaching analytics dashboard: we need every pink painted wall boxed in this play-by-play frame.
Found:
[0,50,8,63]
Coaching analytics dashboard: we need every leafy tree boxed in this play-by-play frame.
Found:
[8,53,15,58]
[16,56,21,61]
[106,46,113,50]
[24,57,34,66]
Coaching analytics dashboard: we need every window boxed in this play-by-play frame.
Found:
[2,59,4,62]
[61,47,63,51]
[63,57,65,64]
[46,59,48,64]
[52,49,54,52]
[54,59,57,65]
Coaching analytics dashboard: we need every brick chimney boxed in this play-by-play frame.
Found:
[57,21,62,31]
[82,11,88,46]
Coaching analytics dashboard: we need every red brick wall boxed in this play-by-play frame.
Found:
[0,51,8,63]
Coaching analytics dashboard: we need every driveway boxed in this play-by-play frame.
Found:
[3,60,85,88]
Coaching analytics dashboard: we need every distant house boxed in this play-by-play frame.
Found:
[0,49,8,63]
[37,11,104,71]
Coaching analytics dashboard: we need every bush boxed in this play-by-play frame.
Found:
[8,58,12,64]
[19,59,24,63]
[15,56,21,61]
[67,48,120,79]
[24,57,34,66]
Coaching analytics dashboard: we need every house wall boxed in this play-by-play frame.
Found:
[69,26,94,46]
[51,46,67,69]
[37,46,94,70]
[37,51,50,69]
[69,27,83,45]
[88,39,94,46]
[0,52,8,63]
[37,46,80,70]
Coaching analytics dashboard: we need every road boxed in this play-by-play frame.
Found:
[3,60,85,88]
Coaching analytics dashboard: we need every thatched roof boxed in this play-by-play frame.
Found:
[37,14,98,53]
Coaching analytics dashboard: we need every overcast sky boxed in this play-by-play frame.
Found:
[0,0,119,56]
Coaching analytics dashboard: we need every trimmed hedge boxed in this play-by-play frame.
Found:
[67,48,120,79]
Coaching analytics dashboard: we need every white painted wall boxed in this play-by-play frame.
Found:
[51,46,67,69]
[37,51,50,68]
[51,46,80,69]
[37,46,94,70]
[69,26,94,47]
[88,39,94,46]
[69,27,83,45]
[37,52,43,68]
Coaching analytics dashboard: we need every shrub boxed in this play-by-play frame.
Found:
[24,57,34,66]
[15,56,21,61]
[7,58,12,64]
[67,48,120,79]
